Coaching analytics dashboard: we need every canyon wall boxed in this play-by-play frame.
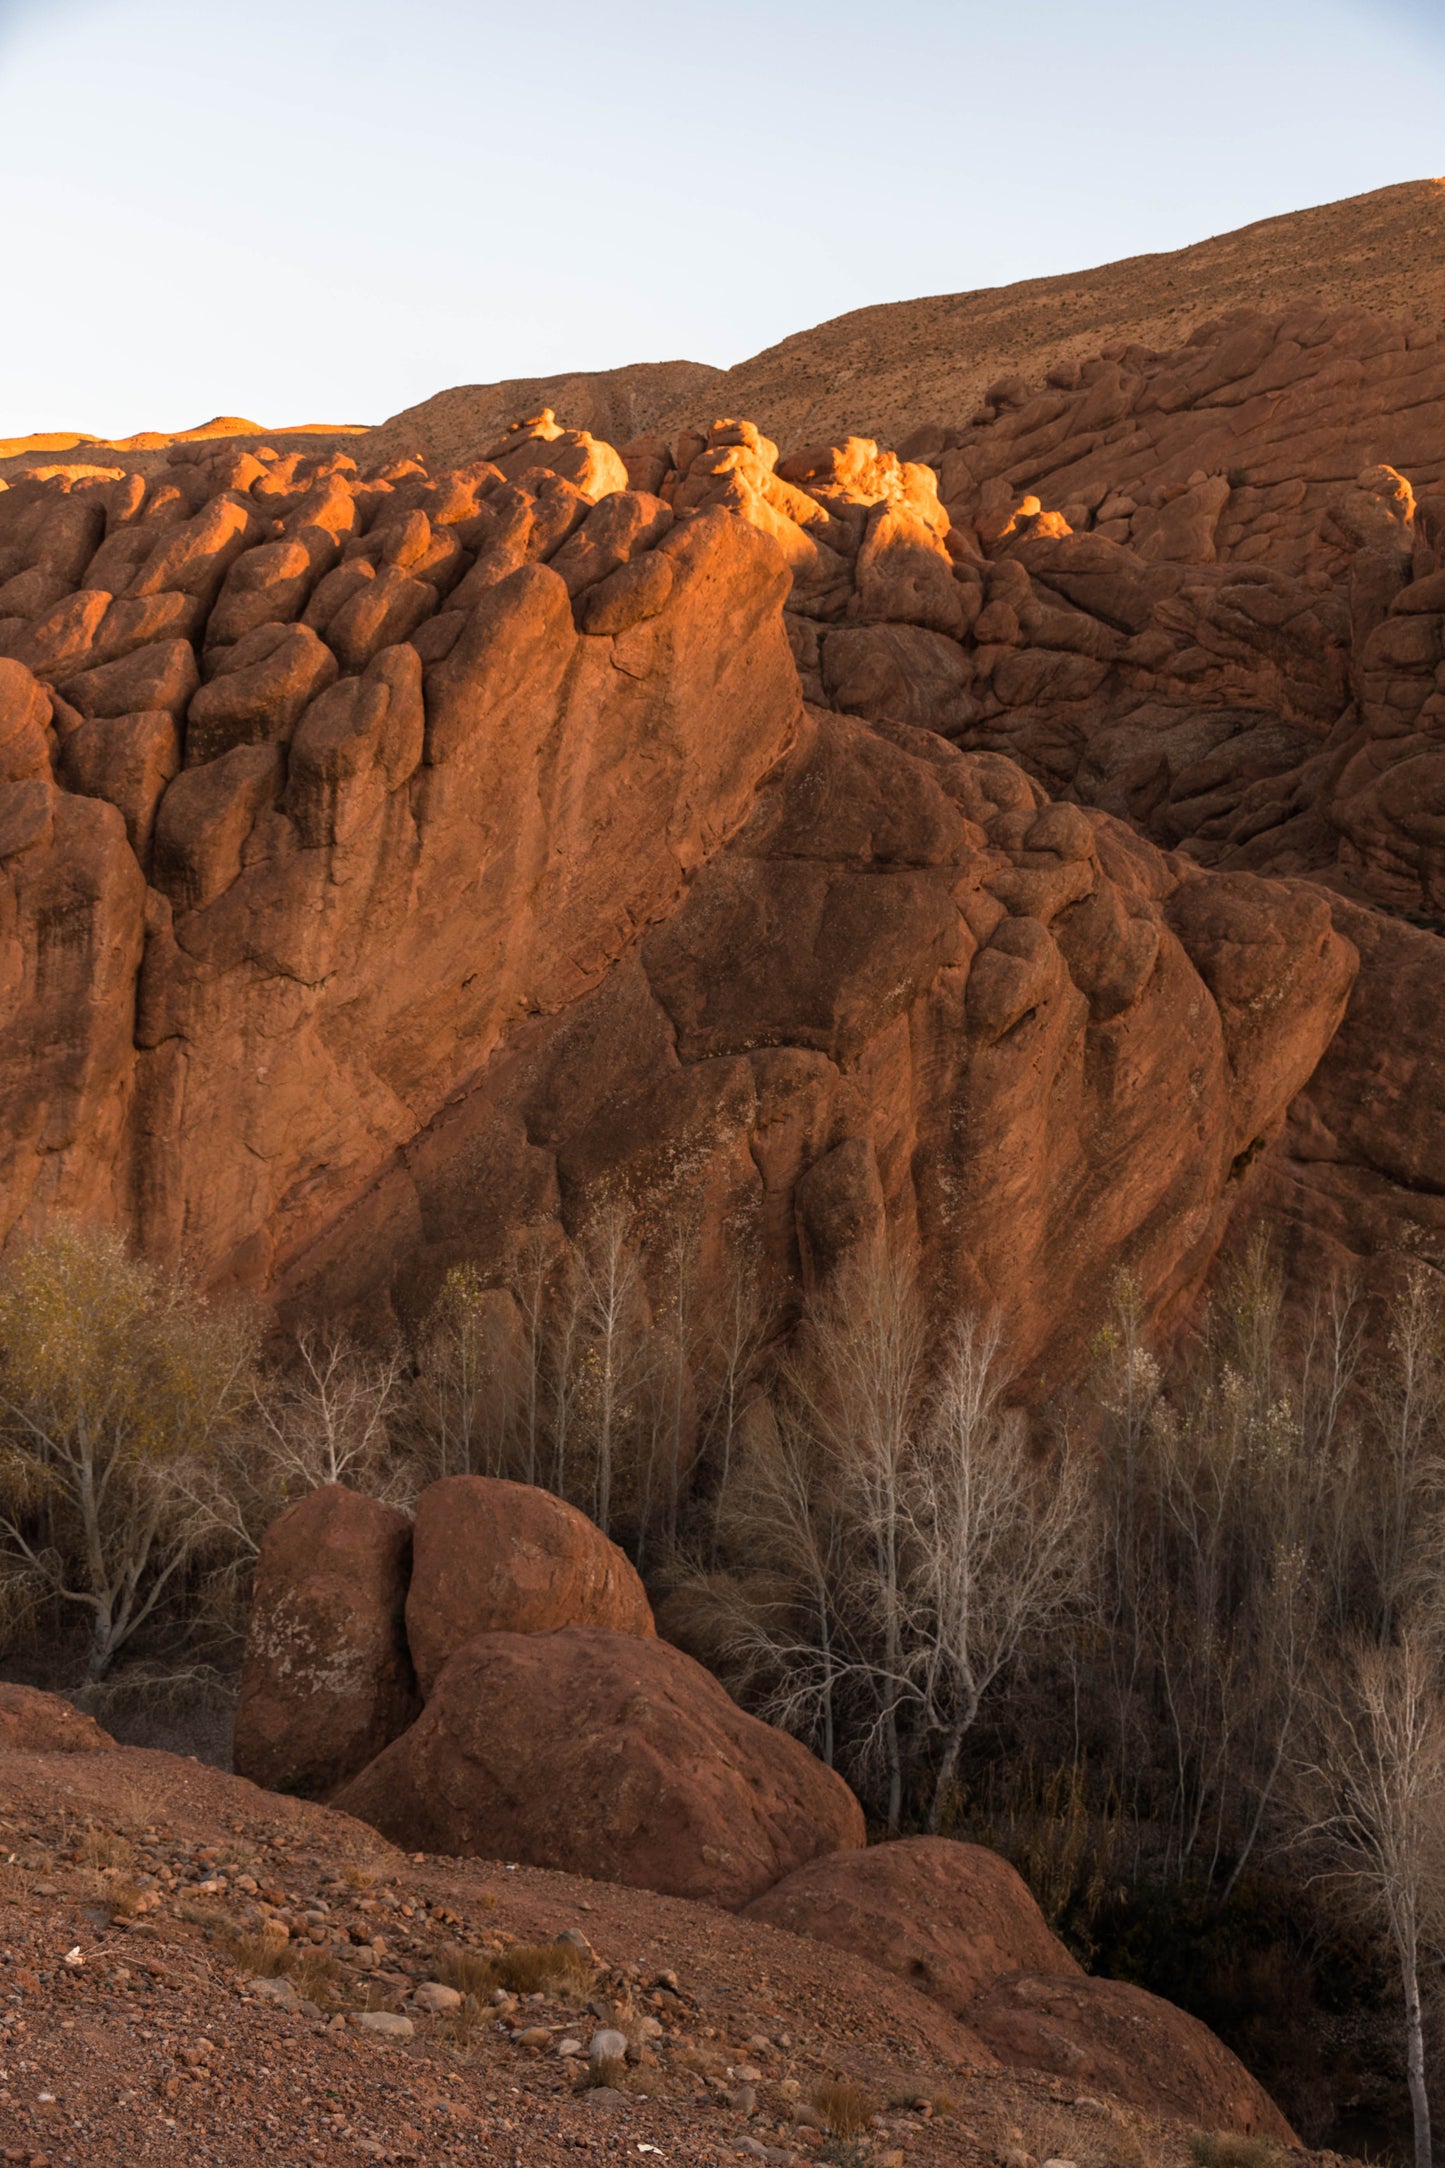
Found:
[2,303,1443,1362]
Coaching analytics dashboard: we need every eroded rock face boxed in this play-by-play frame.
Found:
[331,1625,866,1907]
[743,1835,1079,2018]
[0,427,800,1300]
[233,1485,418,1797]
[0,376,1415,1372]
[296,702,1355,1378]
[967,1970,1295,2140]
[748,309,1445,921]
[0,1682,116,1754]
[406,1475,654,1697]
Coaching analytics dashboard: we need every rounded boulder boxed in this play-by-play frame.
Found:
[743,1834,1079,2018]
[0,1682,116,1754]
[405,1475,654,1697]
[332,1625,864,1908]
[967,1970,1296,2140]
[233,1483,419,1797]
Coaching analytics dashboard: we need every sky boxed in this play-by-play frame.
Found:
[1,0,1442,441]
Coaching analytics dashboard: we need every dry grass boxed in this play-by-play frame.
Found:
[931,2093,958,2120]
[436,1994,492,2061]
[437,1946,501,2000]
[1189,2140,1280,2168]
[289,1948,346,2009]
[77,1825,134,1872]
[586,2053,628,2091]
[108,1879,146,1920]
[221,1929,289,1980]
[494,1942,593,1997]
[812,2080,878,2139]
[218,1928,344,2007]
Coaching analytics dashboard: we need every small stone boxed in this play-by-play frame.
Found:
[556,1928,594,1955]
[555,2037,583,2057]
[589,2026,629,2066]
[724,2084,758,2114]
[584,2087,628,2110]
[514,2026,552,2049]
[353,2011,414,2040]
[411,1981,462,2014]
[249,1976,299,2008]
[733,2063,763,2083]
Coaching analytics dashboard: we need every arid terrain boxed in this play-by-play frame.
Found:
[5,173,1445,2167]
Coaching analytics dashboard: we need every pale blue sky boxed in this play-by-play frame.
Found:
[1,0,1442,439]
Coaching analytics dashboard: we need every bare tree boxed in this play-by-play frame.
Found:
[1294,1627,1445,2168]
[0,1223,256,1679]
[410,1265,524,1483]
[250,1328,406,1502]
[910,1313,1094,1830]
[783,1250,929,1832]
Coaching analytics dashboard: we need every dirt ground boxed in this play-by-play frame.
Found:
[0,1744,1363,2168]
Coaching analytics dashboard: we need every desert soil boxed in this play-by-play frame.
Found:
[0,1745,1351,2168]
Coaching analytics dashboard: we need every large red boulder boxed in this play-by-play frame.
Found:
[405,1475,654,1696]
[0,1683,115,1754]
[743,1835,1080,2017]
[233,1484,418,1797]
[332,1625,865,1907]
[967,1970,1296,2141]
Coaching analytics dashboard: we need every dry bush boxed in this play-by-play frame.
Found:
[437,1946,501,2000]
[222,1929,289,1980]
[586,2053,628,2090]
[217,1928,344,2006]
[343,1863,379,1891]
[290,1949,346,2008]
[493,1941,593,1996]
[812,2079,878,2138]
[108,1879,146,1920]
[439,1997,485,2057]
[1189,2138,1281,2168]
[77,1825,134,1872]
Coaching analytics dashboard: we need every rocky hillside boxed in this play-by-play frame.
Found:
[656,177,1445,449]
[5,178,1440,488]
[3,274,1444,1359]
[0,1462,1304,2163]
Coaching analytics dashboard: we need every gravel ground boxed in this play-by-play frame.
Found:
[0,1745,1358,2168]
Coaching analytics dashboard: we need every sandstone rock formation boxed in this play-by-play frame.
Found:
[0,1682,116,1753]
[406,1474,654,1697]
[331,1626,866,1907]
[743,1835,1079,2017]
[233,1485,418,1797]
[745,1835,1295,2140]
[966,1969,1294,2140]
[5,266,1445,1370]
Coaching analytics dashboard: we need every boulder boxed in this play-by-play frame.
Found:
[966,1970,1296,2140]
[743,1835,1079,2018]
[405,1475,654,1696]
[233,1484,418,1797]
[0,1682,116,1754]
[332,1626,865,1907]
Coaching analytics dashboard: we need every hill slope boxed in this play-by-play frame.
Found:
[655,177,1445,448]
[3,179,1441,483]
